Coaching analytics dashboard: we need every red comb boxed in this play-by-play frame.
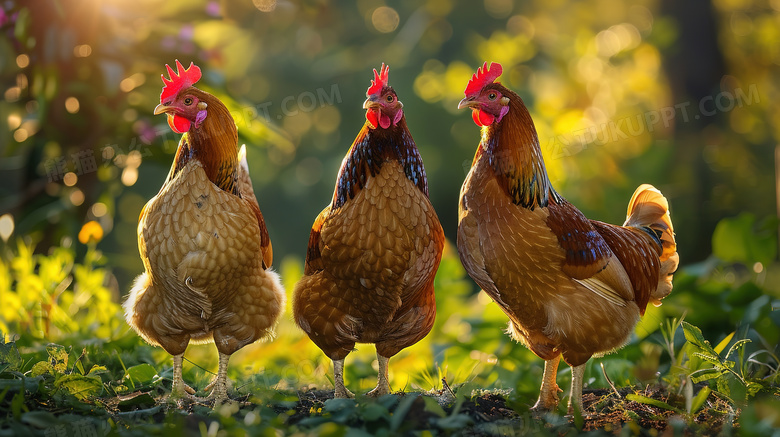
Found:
[160,60,202,103]
[366,63,390,96]
[464,62,503,96]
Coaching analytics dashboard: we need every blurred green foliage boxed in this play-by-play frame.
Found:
[0,0,779,433]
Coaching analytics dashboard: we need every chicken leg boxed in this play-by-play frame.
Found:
[333,359,354,399]
[205,352,231,404]
[568,363,586,415]
[532,355,561,411]
[169,354,197,401]
[366,354,391,397]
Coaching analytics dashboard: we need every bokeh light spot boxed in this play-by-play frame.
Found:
[16,54,29,68]
[78,221,104,244]
[0,214,14,242]
[253,0,277,12]
[5,86,20,102]
[64,172,78,187]
[13,129,28,142]
[92,202,108,218]
[65,97,80,114]
[70,188,85,206]
[74,44,92,57]
[372,7,400,33]
[484,0,513,18]
[7,114,21,130]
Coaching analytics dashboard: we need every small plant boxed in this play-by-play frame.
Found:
[660,315,778,413]
[28,344,106,401]
[681,321,777,406]
[0,237,125,341]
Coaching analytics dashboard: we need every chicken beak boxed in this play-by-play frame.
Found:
[363,97,380,110]
[458,96,476,110]
[153,103,172,115]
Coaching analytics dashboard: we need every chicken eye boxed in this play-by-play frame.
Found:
[184,97,194,106]
[386,95,394,103]
[488,92,497,100]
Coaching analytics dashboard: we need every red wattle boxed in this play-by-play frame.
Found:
[472,109,495,127]
[168,114,191,134]
[379,113,391,129]
[366,110,379,129]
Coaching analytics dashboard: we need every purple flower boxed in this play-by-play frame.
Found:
[206,1,220,17]
[179,25,193,41]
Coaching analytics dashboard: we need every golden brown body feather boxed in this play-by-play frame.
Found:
[294,160,442,359]
[293,118,444,397]
[127,159,283,356]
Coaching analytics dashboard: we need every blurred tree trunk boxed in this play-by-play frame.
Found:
[660,0,726,263]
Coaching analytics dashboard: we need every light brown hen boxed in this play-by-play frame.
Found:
[124,61,284,404]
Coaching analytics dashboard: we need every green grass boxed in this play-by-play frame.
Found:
[1,220,779,435]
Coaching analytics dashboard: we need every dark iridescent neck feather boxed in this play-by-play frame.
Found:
[333,117,428,209]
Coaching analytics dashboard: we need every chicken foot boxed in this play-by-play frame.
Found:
[531,355,562,411]
[333,359,355,399]
[366,354,391,397]
[204,352,231,404]
[568,363,586,415]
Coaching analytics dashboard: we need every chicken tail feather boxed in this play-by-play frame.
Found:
[624,184,678,305]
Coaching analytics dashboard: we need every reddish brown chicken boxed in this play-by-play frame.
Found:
[293,65,444,398]
[456,62,678,412]
[124,61,285,404]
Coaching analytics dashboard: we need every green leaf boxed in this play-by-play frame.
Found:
[322,398,357,424]
[626,394,684,413]
[11,391,25,419]
[54,374,103,400]
[390,394,419,432]
[692,352,724,367]
[435,413,473,430]
[682,322,717,356]
[0,341,22,372]
[716,376,732,400]
[0,377,43,393]
[46,344,69,374]
[87,365,109,376]
[123,364,162,388]
[421,395,447,418]
[690,369,722,384]
[21,411,57,428]
[360,402,389,422]
[725,339,752,361]
[690,386,711,413]
[746,381,765,397]
[30,361,54,377]
[714,332,735,355]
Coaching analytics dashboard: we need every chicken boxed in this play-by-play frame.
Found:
[293,64,444,398]
[124,61,285,404]
[456,62,678,413]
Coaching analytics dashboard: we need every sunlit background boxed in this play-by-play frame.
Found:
[0,0,778,401]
